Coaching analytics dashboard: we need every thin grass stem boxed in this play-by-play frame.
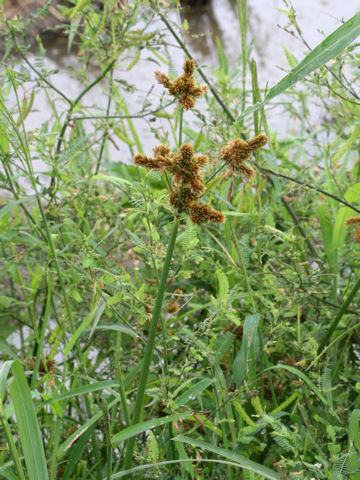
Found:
[122,216,180,473]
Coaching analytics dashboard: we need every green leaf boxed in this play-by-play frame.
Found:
[174,435,280,479]
[318,205,337,272]
[232,314,260,387]
[282,46,298,68]
[0,361,13,400]
[349,409,360,450]
[215,36,228,74]
[127,49,141,71]
[64,298,106,358]
[332,124,360,165]
[239,11,360,119]
[43,381,118,404]
[112,412,192,446]
[58,397,121,458]
[0,198,30,219]
[9,361,49,480]
[91,174,133,188]
[215,268,229,302]
[174,378,213,406]
[265,364,327,405]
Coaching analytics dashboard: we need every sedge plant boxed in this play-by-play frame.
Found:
[122,58,268,473]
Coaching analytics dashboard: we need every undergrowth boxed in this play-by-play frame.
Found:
[1,1,360,479]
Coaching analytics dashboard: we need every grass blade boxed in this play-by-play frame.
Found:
[113,412,191,447]
[173,435,280,479]
[240,11,360,119]
[8,361,49,480]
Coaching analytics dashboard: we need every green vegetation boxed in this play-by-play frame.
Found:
[1,1,360,478]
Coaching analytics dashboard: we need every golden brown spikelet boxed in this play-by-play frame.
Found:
[346,216,360,226]
[192,85,209,96]
[153,144,171,158]
[183,58,196,77]
[154,59,208,110]
[220,134,268,179]
[189,177,206,195]
[134,142,223,225]
[196,155,208,167]
[167,289,183,314]
[180,94,196,110]
[247,134,268,150]
[154,71,171,89]
[134,154,161,169]
[237,164,256,181]
[190,203,225,224]
[179,143,194,160]
[169,185,200,211]
[167,301,179,314]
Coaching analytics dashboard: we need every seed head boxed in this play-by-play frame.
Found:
[220,134,268,180]
[346,216,360,226]
[154,59,208,110]
[134,153,162,170]
[134,142,222,225]
[190,203,225,225]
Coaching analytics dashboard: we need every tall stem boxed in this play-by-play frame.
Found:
[122,217,180,472]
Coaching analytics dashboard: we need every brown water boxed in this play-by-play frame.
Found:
[8,0,360,177]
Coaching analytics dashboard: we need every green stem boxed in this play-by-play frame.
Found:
[122,216,180,473]
[238,0,248,112]
[30,277,51,389]
[317,278,360,355]
[178,107,183,146]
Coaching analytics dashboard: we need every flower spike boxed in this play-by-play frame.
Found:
[155,59,208,110]
[220,134,268,180]
[134,142,223,225]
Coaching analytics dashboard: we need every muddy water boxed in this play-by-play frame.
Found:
[9,0,360,177]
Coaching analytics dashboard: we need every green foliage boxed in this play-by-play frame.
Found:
[0,1,360,479]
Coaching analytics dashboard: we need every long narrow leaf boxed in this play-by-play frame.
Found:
[9,361,49,480]
[240,11,360,119]
[174,435,280,479]
[43,380,118,404]
[113,412,191,446]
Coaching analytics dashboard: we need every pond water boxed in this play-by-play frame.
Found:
[6,0,360,179]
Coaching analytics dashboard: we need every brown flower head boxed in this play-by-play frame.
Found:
[134,144,174,170]
[220,134,268,180]
[155,59,208,110]
[346,216,360,226]
[190,203,225,225]
[134,142,223,224]
[167,288,183,314]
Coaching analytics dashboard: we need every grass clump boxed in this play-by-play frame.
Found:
[1,1,360,479]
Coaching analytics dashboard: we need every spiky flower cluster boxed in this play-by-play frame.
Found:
[220,134,268,180]
[154,59,208,110]
[346,216,360,244]
[134,143,224,225]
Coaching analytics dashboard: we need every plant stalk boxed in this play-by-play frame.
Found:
[122,216,180,472]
